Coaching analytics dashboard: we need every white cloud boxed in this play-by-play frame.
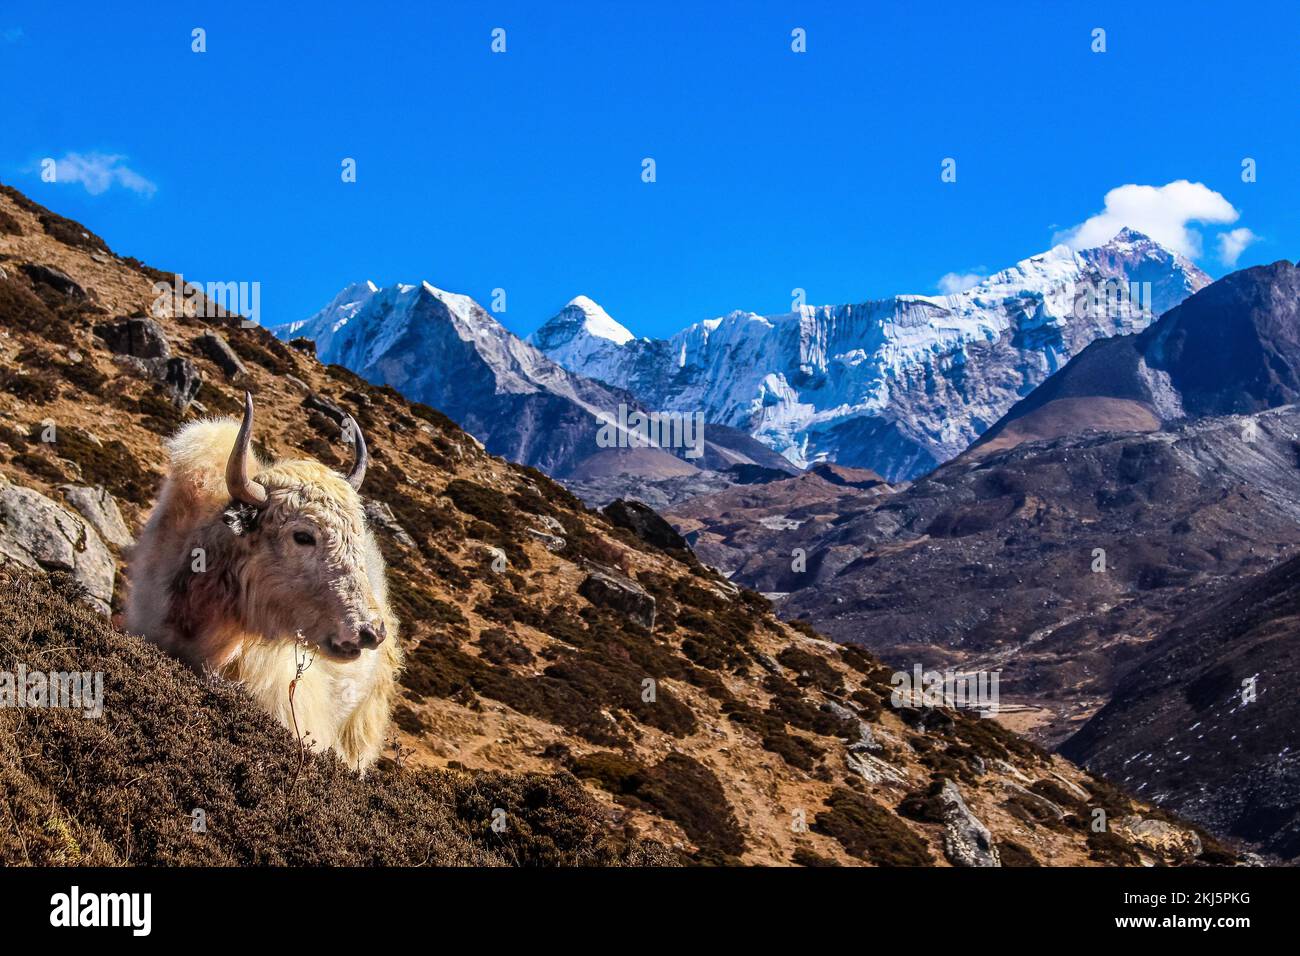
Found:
[1053,180,1241,259]
[50,152,156,197]
[937,271,985,294]
[1216,227,1258,267]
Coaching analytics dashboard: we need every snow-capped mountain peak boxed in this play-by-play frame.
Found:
[530,231,1210,480]
[566,295,635,344]
[526,295,636,370]
[279,280,379,339]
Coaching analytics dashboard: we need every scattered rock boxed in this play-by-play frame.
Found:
[363,499,416,552]
[938,779,1000,867]
[578,567,656,630]
[526,528,566,552]
[194,330,248,379]
[898,705,955,733]
[1002,781,1066,822]
[1047,771,1092,802]
[94,317,171,359]
[109,352,201,410]
[825,700,881,752]
[845,749,909,786]
[57,485,133,549]
[109,355,155,380]
[21,262,87,300]
[161,357,202,409]
[993,758,1032,783]
[533,514,565,536]
[0,475,113,613]
[303,392,348,426]
[602,498,688,551]
[1115,815,1202,861]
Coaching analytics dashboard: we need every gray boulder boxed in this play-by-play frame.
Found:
[578,567,656,629]
[0,476,114,614]
[110,353,202,410]
[938,779,1000,867]
[526,527,566,552]
[57,485,133,550]
[302,392,349,427]
[824,700,881,753]
[195,331,248,379]
[363,500,417,552]
[601,498,687,552]
[95,317,171,359]
[22,262,87,300]
[161,357,202,409]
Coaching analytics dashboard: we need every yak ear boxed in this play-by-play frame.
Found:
[221,502,261,536]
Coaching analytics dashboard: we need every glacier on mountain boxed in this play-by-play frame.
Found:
[528,230,1209,480]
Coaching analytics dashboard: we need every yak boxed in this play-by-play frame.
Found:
[126,392,402,770]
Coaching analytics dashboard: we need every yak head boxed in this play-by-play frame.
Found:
[221,392,386,661]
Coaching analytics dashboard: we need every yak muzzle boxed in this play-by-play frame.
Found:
[325,619,386,660]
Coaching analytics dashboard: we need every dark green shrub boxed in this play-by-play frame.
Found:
[813,788,933,866]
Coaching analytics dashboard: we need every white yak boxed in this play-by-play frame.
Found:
[127,392,401,770]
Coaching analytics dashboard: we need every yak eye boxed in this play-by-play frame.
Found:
[292,530,317,547]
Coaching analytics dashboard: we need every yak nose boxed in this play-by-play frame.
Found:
[357,620,386,649]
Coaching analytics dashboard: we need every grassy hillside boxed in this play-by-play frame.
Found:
[0,567,671,866]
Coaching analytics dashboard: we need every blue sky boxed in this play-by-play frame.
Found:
[2,0,1295,338]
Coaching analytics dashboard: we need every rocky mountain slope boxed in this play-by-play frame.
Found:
[532,230,1209,480]
[1061,552,1300,862]
[736,405,1300,745]
[668,468,894,577]
[970,260,1300,458]
[277,280,793,487]
[0,183,1232,866]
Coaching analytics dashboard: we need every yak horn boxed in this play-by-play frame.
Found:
[226,391,268,506]
[346,415,368,491]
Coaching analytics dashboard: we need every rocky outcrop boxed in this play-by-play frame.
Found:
[577,567,656,629]
[302,391,349,426]
[22,262,87,300]
[602,498,687,552]
[95,316,170,359]
[526,528,566,552]
[825,700,881,753]
[57,485,133,550]
[1114,816,1202,862]
[362,499,416,552]
[0,475,113,613]
[160,357,201,409]
[97,317,201,409]
[938,780,1000,867]
[195,330,248,379]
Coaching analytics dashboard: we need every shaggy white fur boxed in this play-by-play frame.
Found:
[126,417,401,770]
